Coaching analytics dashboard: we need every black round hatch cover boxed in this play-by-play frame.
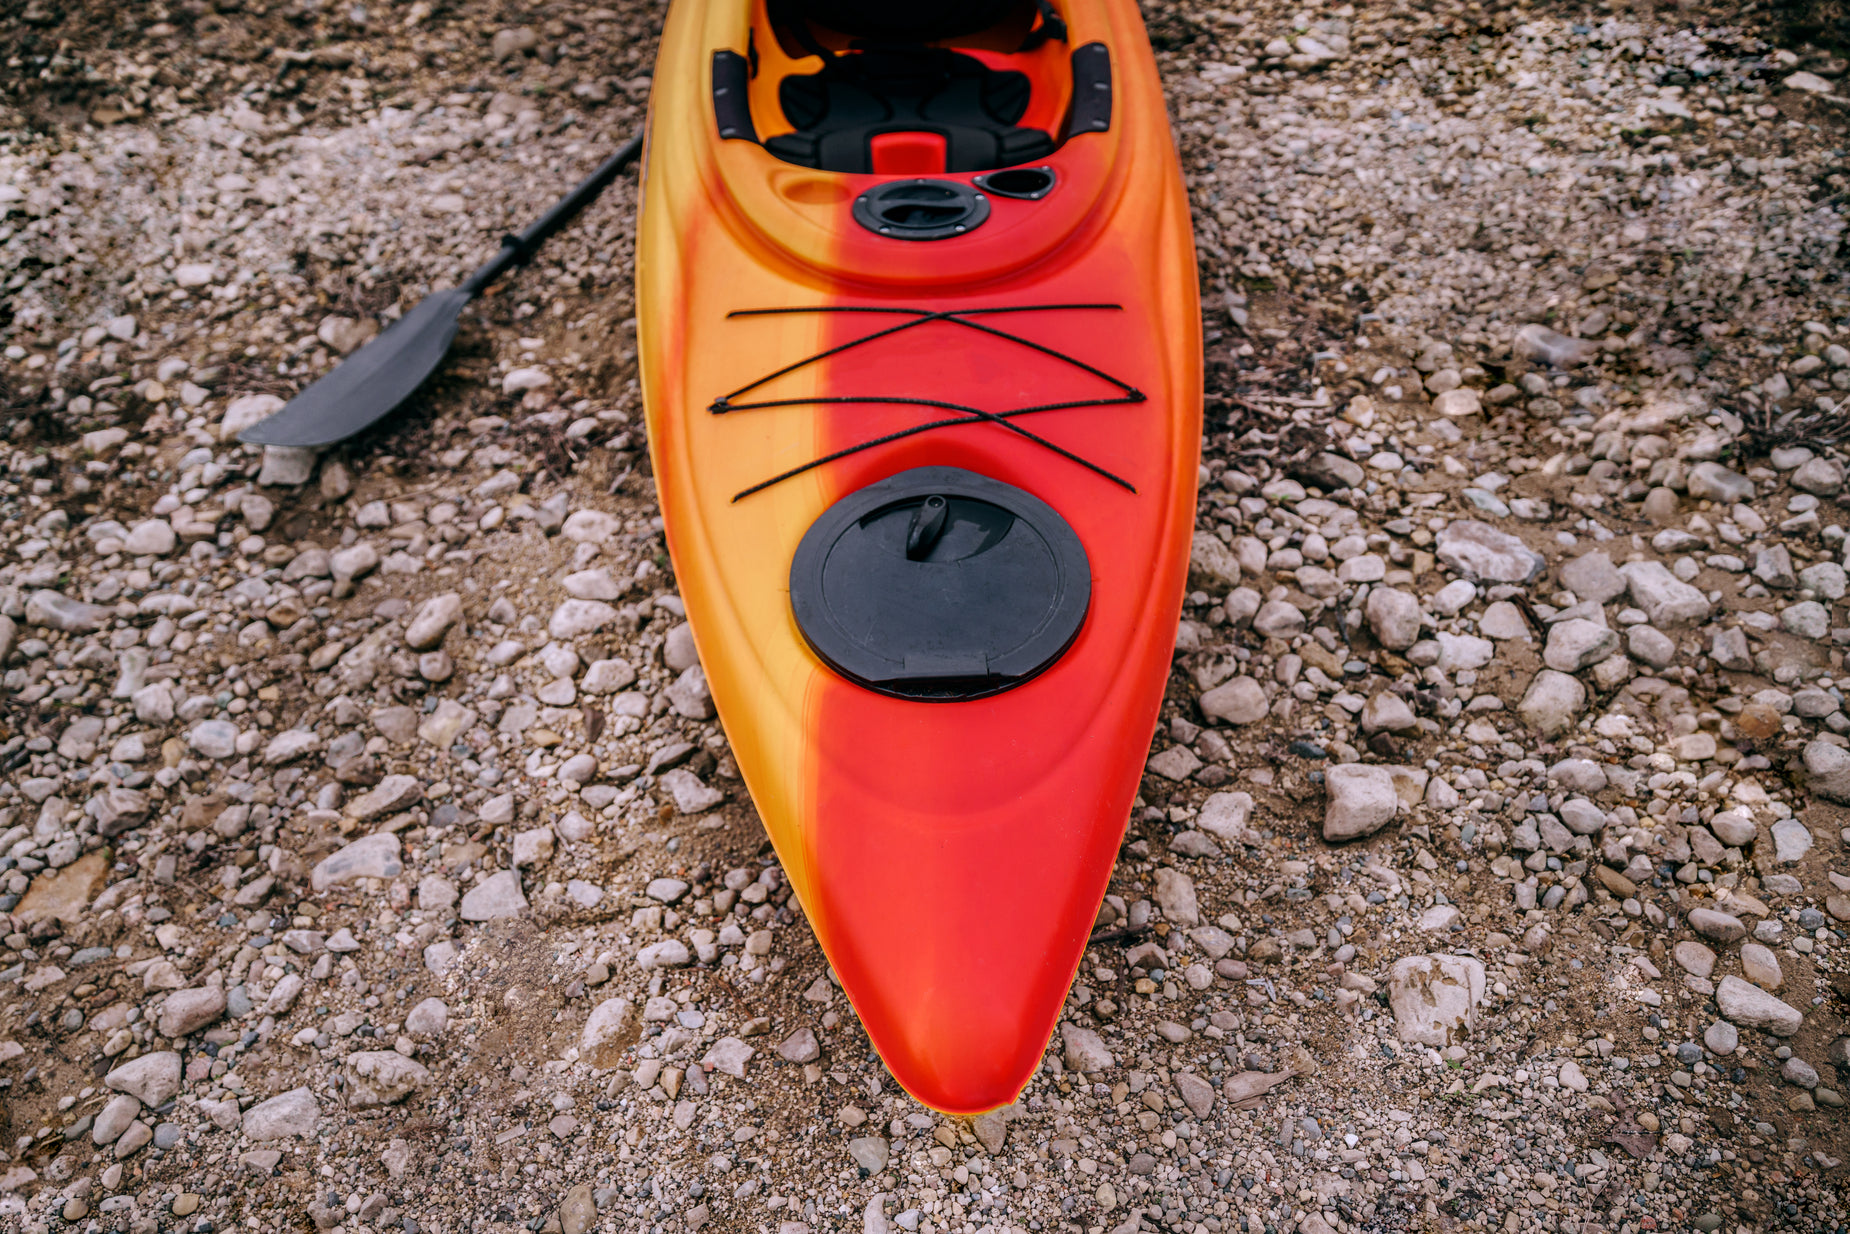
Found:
[851,179,990,241]
[790,466,1090,701]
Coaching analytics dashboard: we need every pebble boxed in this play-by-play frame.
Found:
[1363,587,1421,649]
[1716,975,1803,1037]
[1687,908,1747,944]
[1199,675,1267,725]
[1770,818,1812,863]
[311,833,404,891]
[1619,561,1711,626]
[1433,520,1544,583]
[1322,763,1403,840]
[779,1028,821,1064]
[405,592,464,650]
[1387,955,1484,1047]
[242,1088,322,1140]
[104,1053,182,1106]
[91,1094,140,1146]
[847,1137,889,1172]
[157,986,227,1038]
[1739,943,1783,991]
[460,871,529,921]
[1517,670,1586,737]
[1060,1023,1114,1073]
[1542,619,1617,672]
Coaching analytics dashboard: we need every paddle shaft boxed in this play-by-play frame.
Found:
[462,132,646,296]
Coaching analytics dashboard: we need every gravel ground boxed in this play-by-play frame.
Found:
[3,2,1850,1233]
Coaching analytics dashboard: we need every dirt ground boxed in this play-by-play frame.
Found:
[2,2,1850,1234]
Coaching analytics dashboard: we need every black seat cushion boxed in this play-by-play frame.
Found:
[765,45,1055,174]
[786,0,1025,43]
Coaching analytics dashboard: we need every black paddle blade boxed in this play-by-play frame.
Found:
[238,287,474,447]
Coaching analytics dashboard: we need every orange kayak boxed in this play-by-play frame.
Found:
[638,0,1200,1113]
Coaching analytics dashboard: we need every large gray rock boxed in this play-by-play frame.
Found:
[1188,531,1242,590]
[637,939,692,969]
[418,700,477,747]
[848,1137,890,1175]
[582,658,638,693]
[1153,867,1199,926]
[1685,462,1754,504]
[779,1028,820,1064]
[345,775,422,821]
[1558,551,1627,604]
[124,520,177,556]
[1173,1071,1216,1119]
[1716,975,1802,1037]
[243,1087,322,1140]
[1709,810,1757,847]
[405,997,450,1037]
[1364,587,1422,650]
[1323,764,1400,841]
[344,1051,432,1107]
[550,599,619,640]
[1543,619,1618,672]
[26,590,112,632]
[665,664,716,720]
[92,1093,142,1146]
[1196,791,1258,848]
[1517,670,1586,737]
[663,622,700,673]
[460,870,528,920]
[1388,954,1485,1047]
[310,833,403,892]
[330,542,380,583]
[1793,456,1845,496]
[1251,600,1306,639]
[1060,1023,1114,1073]
[1673,941,1716,978]
[261,729,321,766]
[562,509,621,543]
[1687,907,1745,943]
[265,974,306,1016]
[702,1037,755,1078]
[187,719,240,759]
[221,393,285,441]
[259,445,318,486]
[1433,521,1544,583]
[404,592,463,651]
[1199,676,1267,725]
[1805,740,1850,804]
[104,1052,182,1107]
[158,986,227,1038]
[1740,943,1783,991]
[1360,692,1417,734]
[1771,818,1813,863]
[660,768,724,814]
[1620,561,1711,626]
[581,997,634,1067]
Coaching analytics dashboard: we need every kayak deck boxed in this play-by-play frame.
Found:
[639,0,1200,1113]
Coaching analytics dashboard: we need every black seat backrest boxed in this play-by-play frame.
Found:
[786,0,1027,42]
[764,45,1055,174]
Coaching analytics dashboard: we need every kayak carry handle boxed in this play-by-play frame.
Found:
[906,495,950,560]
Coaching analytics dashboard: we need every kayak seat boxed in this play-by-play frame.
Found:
[764,45,1056,174]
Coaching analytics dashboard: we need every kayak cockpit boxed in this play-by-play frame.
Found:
[713,0,1105,177]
